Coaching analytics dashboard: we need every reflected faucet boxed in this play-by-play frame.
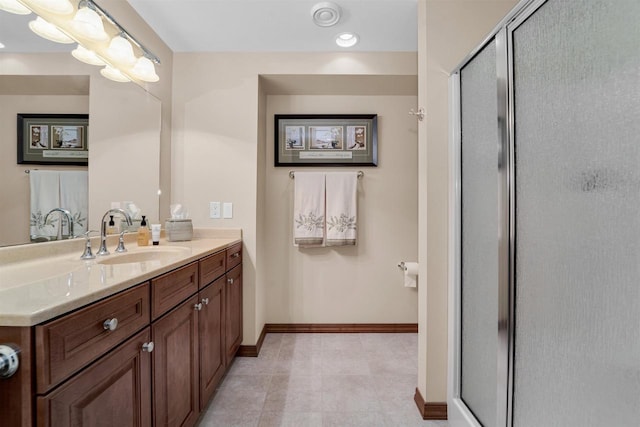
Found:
[44,208,74,240]
[97,208,133,256]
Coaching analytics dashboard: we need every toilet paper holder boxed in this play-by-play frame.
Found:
[397,261,407,271]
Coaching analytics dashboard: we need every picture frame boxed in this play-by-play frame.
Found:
[274,114,377,167]
[17,113,89,165]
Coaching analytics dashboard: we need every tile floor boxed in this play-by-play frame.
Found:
[197,333,450,427]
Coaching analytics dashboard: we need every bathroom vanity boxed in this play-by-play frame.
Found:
[0,231,243,427]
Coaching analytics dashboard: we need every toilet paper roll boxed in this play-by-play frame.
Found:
[403,262,419,288]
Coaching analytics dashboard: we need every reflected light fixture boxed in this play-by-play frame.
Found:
[9,0,161,84]
[100,65,130,83]
[68,4,107,41]
[71,44,105,66]
[335,32,359,48]
[0,0,31,15]
[29,16,74,43]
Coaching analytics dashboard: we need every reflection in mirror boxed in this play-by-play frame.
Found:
[0,57,161,247]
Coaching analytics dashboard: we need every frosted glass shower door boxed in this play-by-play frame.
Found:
[459,40,499,427]
[511,0,640,426]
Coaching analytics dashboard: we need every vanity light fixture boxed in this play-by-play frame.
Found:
[68,3,107,41]
[335,32,359,48]
[28,0,72,15]
[4,0,161,84]
[0,0,31,14]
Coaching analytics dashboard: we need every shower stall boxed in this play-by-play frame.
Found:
[448,0,640,426]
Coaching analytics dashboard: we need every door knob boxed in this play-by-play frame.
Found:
[194,303,203,311]
[142,342,154,353]
[201,298,209,306]
[227,278,234,284]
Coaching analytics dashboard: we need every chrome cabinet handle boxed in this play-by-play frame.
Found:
[231,253,240,258]
[142,342,154,353]
[227,278,234,284]
[194,303,203,311]
[0,344,19,379]
[103,318,118,331]
[201,298,209,306]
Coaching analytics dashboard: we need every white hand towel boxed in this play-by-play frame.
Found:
[30,170,60,240]
[293,172,326,247]
[60,171,88,237]
[325,172,358,246]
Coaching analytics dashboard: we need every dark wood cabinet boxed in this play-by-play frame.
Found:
[1,241,241,427]
[198,276,226,410]
[225,264,243,362]
[37,328,152,427]
[152,295,200,427]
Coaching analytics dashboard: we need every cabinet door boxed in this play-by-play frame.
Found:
[198,277,225,410]
[152,295,200,427]
[37,328,152,427]
[225,265,243,362]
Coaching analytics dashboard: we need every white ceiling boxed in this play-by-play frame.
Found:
[0,0,417,53]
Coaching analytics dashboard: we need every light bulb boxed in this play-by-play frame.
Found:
[100,65,130,83]
[71,44,105,66]
[106,35,135,66]
[29,17,74,44]
[69,6,108,42]
[0,0,31,15]
[28,0,73,15]
[130,56,159,82]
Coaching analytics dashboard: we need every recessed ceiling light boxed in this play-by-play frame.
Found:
[0,42,5,49]
[311,2,341,27]
[336,32,359,48]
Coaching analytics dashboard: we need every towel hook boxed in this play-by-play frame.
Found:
[409,107,425,121]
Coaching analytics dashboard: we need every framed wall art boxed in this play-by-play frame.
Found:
[17,113,89,166]
[274,114,377,167]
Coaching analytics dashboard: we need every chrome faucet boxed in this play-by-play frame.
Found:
[97,208,133,256]
[44,208,74,240]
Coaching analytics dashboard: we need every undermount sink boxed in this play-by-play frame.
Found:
[96,247,191,265]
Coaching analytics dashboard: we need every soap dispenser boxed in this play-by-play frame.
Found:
[106,215,118,235]
[137,215,150,246]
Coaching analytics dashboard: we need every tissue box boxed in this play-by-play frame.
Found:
[165,219,193,241]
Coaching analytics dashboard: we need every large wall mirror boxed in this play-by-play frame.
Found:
[0,11,161,247]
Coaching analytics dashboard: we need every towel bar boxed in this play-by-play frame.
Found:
[289,171,364,179]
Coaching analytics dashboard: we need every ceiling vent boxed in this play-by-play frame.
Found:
[311,2,342,27]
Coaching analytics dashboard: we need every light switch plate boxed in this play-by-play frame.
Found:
[209,201,221,219]
[223,202,233,219]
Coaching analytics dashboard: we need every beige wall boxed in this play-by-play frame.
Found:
[0,93,88,246]
[172,52,417,345]
[264,94,418,323]
[416,0,518,403]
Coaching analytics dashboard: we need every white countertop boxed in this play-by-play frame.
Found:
[0,229,241,327]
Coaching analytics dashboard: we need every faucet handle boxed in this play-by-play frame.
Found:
[115,231,128,253]
[80,230,99,260]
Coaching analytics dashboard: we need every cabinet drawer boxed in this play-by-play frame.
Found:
[199,250,226,289]
[151,262,199,320]
[35,283,150,393]
[226,242,242,271]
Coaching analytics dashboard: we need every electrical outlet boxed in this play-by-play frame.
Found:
[223,202,233,219]
[209,201,221,219]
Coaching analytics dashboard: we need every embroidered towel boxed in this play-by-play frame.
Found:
[30,170,60,240]
[60,171,88,237]
[293,172,325,247]
[325,172,358,246]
